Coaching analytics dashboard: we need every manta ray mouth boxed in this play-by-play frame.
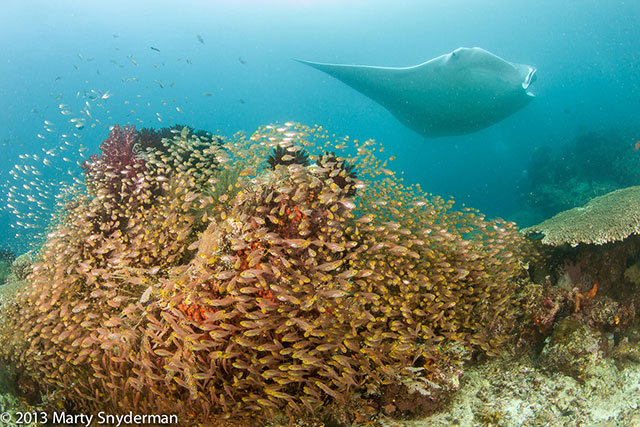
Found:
[523,68,537,91]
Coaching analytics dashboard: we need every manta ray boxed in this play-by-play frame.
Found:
[296,47,537,138]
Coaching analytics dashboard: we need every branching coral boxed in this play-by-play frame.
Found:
[81,124,145,204]
[316,151,357,196]
[0,123,527,425]
[265,145,310,169]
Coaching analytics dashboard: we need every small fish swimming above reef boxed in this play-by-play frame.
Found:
[297,47,537,138]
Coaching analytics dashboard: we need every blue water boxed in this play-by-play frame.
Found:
[1,0,639,252]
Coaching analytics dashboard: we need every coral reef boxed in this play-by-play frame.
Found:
[516,231,640,343]
[0,123,527,425]
[537,318,605,380]
[136,124,218,153]
[520,129,640,220]
[624,261,640,285]
[81,124,147,207]
[0,391,39,427]
[316,151,357,196]
[522,186,640,246]
[0,249,15,286]
[517,182,640,350]
[509,187,640,423]
[612,328,640,364]
[395,352,640,426]
[9,253,33,282]
[265,145,310,169]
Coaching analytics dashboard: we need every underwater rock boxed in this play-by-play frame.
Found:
[10,252,34,282]
[613,325,640,364]
[624,261,640,285]
[409,352,640,426]
[613,336,640,364]
[538,317,605,380]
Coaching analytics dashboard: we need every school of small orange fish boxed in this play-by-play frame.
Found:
[0,119,527,424]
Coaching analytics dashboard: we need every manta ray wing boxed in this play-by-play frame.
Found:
[297,47,536,138]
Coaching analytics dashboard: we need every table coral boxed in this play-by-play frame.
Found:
[522,186,640,246]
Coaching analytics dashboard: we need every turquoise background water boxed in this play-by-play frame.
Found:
[1,0,639,251]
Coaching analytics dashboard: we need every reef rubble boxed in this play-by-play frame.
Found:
[375,352,640,427]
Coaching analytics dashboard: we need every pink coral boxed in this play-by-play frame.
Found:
[81,124,146,204]
[563,260,582,283]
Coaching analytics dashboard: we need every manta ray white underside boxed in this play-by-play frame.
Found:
[297,47,537,138]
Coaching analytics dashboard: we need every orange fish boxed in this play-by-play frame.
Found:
[635,140,640,152]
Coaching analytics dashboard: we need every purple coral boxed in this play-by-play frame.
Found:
[81,125,146,203]
[563,260,582,284]
[82,124,141,178]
